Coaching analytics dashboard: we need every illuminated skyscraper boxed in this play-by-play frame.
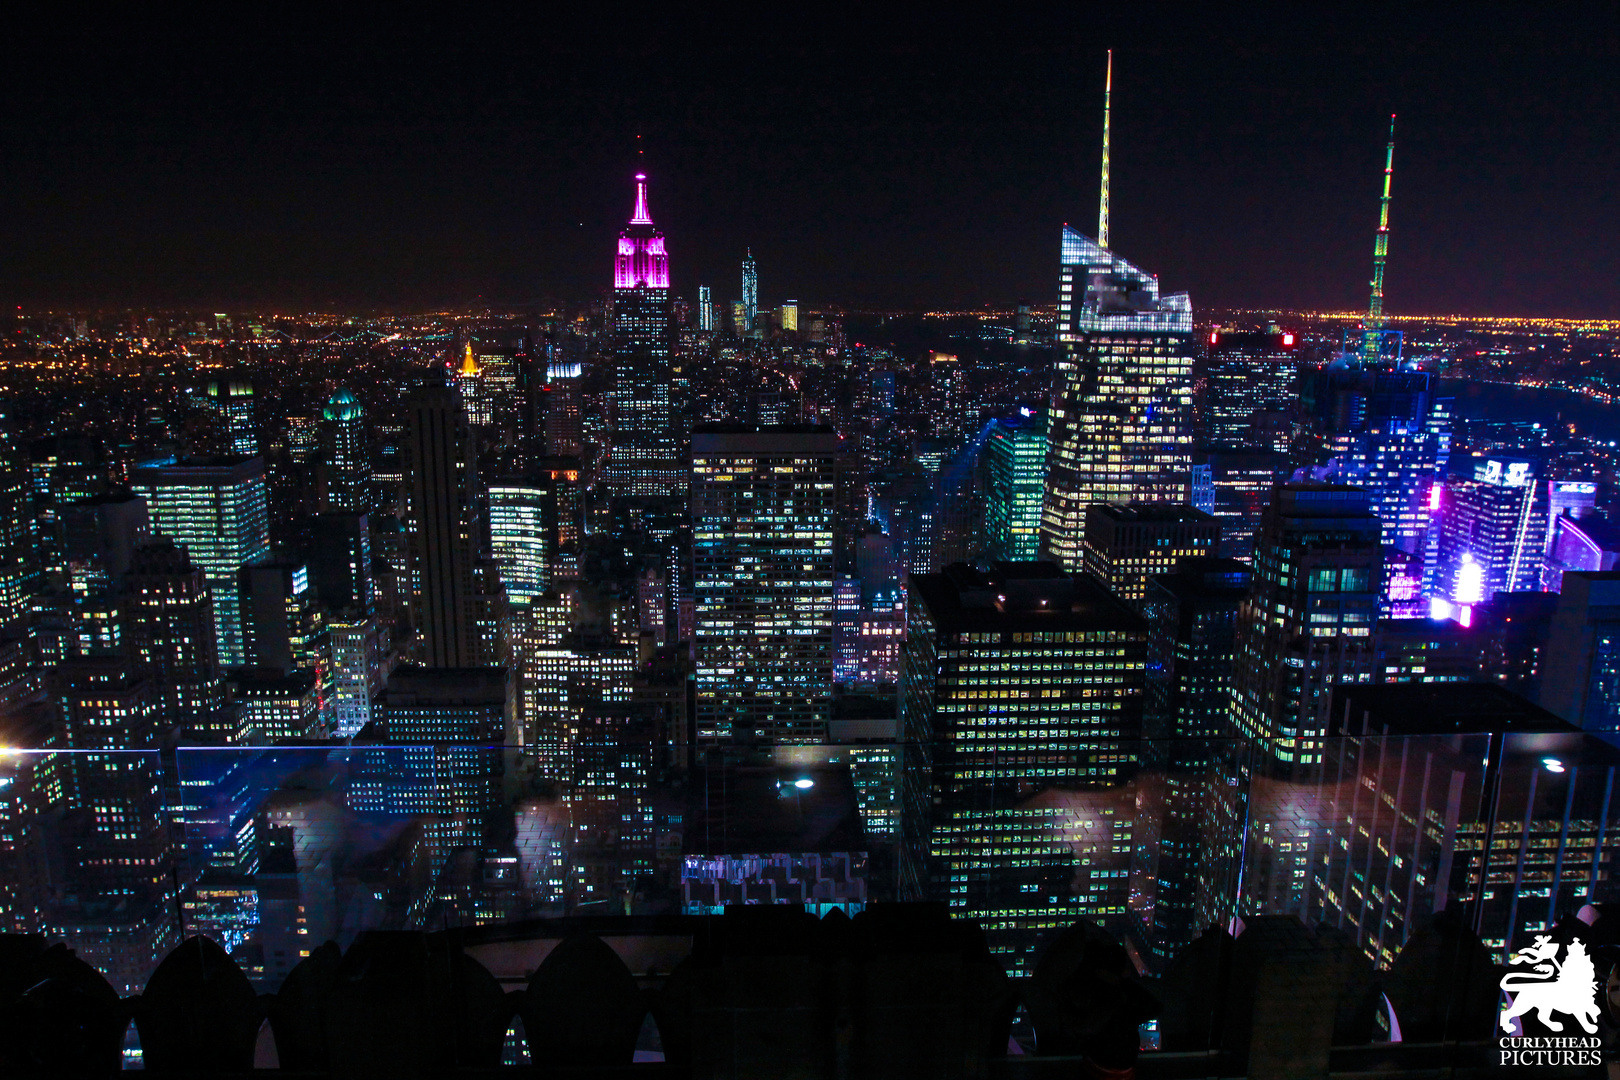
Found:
[697,285,715,332]
[1200,328,1299,452]
[1229,484,1382,766]
[487,477,555,608]
[780,300,798,333]
[692,425,837,744]
[28,435,109,576]
[741,249,758,335]
[0,418,39,632]
[1435,456,1543,607]
[205,378,258,455]
[983,412,1048,562]
[1306,368,1451,612]
[899,561,1148,974]
[607,173,681,497]
[317,388,368,513]
[131,456,270,668]
[1042,230,1194,572]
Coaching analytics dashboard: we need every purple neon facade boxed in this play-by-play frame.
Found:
[614,173,670,290]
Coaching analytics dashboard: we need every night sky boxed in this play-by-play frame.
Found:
[2,7,1616,316]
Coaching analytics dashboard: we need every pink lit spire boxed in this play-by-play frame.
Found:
[630,172,653,224]
[615,172,669,290]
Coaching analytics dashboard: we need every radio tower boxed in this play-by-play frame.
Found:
[1360,114,1396,364]
[1097,50,1112,249]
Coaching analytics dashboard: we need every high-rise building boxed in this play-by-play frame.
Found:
[1435,456,1543,607]
[697,285,715,332]
[351,666,508,861]
[487,477,554,609]
[607,173,681,497]
[1229,484,1382,766]
[402,387,478,668]
[130,456,270,667]
[780,300,798,333]
[326,616,378,738]
[306,512,373,616]
[1081,502,1219,610]
[692,425,837,744]
[899,562,1148,975]
[1542,511,1620,593]
[1542,571,1620,734]
[1306,368,1451,611]
[983,411,1047,562]
[28,435,109,576]
[1137,557,1250,966]
[1042,230,1194,572]
[239,560,323,678]
[123,539,229,740]
[1191,448,1292,560]
[0,418,39,631]
[453,343,492,427]
[741,248,758,334]
[204,378,258,455]
[316,389,368,513]
[1199,329,1299,453]
[539,352,584,459]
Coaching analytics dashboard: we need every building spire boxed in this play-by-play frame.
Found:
[1362,114,1396,363]
[631,172,652,225]
[1098,49,1112,249]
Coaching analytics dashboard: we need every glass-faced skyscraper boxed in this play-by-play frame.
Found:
[205,378,258,456]
[130,456,270,667]
[607,174,681,497]
[1041,229,1194,573]
[692,425,837,744]
[983,411,1047,562]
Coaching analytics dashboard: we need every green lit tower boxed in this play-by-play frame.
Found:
[317,388,369,513]
[1359,115,1397,365]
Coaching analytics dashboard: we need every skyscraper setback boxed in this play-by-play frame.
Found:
[606,174,681,497]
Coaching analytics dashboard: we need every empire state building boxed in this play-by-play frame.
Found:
[606,173,682,497]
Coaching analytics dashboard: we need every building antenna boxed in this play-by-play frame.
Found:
[1098,49,1113,249]
[1361,114,1396,364]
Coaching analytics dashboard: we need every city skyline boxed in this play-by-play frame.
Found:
[2,8,1617,316]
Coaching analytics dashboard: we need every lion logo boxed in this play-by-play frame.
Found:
[1499,935,1601,1035]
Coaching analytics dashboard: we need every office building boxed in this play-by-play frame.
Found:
[983,411,1047,562]
[1229,484,1382,766]
[1082,502,1219,610]
[306,512,373,616]
[205,378,258,455]
[352,666,509,856]
[130,456,270,667]
[1542,511,1620,593]
[1199,328,1300,452]
[741,248,758,334]
[539,357,584,459]
[403,386,479,668]
[1042,230,1194,572]
[231,667,321,741]
[1435,456,1543,607]
[0,418,39,631]
[697,285,715,332]
[899,562,1148,975]
[1319,683,1620,964]
[1136,558,1250,966]
[568,703,656,907]
[28,435,109,576]
[781,300,798,333]
[326,616,378,738]
[692,425,837,744]
[316,388,368,513]
[487,477,555,608]
[606,173,681,497]
[123,538,228,740]
[1191,448,1292,560]
[1542,571,1620,734]
[239,560,323,676]
[1307,368,1451,608]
